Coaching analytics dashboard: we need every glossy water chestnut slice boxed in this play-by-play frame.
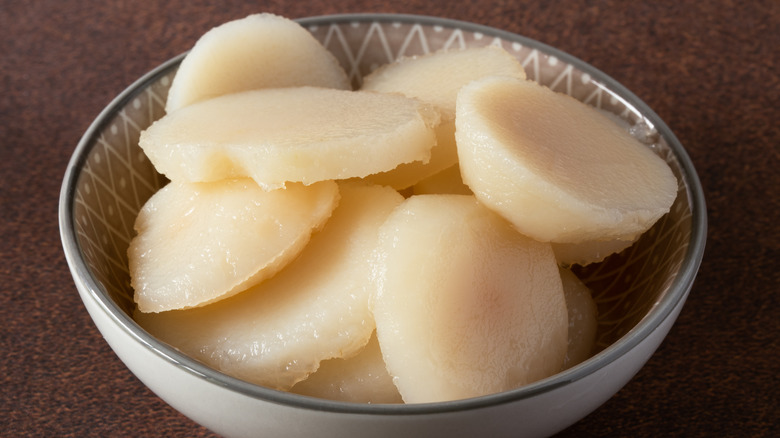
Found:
[372,195,568,403]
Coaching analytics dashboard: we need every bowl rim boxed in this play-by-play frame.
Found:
[59,12,707,415]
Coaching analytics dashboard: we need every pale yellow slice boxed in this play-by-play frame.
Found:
[357,121,459,190]
[362,46,526,121]
[359,46,526,189]
[371,195,568,403]
[128,179,339,313]
[141,87,440,190]
[134,183,403,390]
[290,332,402,404]
[456,75,678,243]
[165,13,350,113]
[559,268,598,369]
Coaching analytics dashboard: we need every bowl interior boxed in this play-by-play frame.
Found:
[64,14,700,394]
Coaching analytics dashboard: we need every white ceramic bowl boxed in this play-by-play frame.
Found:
[59,13,706,438]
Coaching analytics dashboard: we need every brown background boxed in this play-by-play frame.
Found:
[1,0,778,436]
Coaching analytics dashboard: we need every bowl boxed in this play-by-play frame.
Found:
[59,13,706,438]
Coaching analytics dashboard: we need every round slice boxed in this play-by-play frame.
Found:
[290,332,402,404]
[140,87,440,190]
[372,195,568,403]
[359,46,526,189]
[456,75,678,243]
[559,267,598,369]
[134,183,403,390]
[166,13,350,113]
[361,46,526,121]
[358,120,459,190]
[129,179,339,312]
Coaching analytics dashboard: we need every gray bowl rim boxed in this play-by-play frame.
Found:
[59,12,707,416]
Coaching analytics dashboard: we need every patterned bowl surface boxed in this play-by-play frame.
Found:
[60,13,706,416]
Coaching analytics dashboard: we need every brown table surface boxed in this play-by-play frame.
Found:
[2,0,778,436]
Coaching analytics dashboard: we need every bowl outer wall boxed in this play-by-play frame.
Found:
[69,258,691,438]
[58,12,707,437]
